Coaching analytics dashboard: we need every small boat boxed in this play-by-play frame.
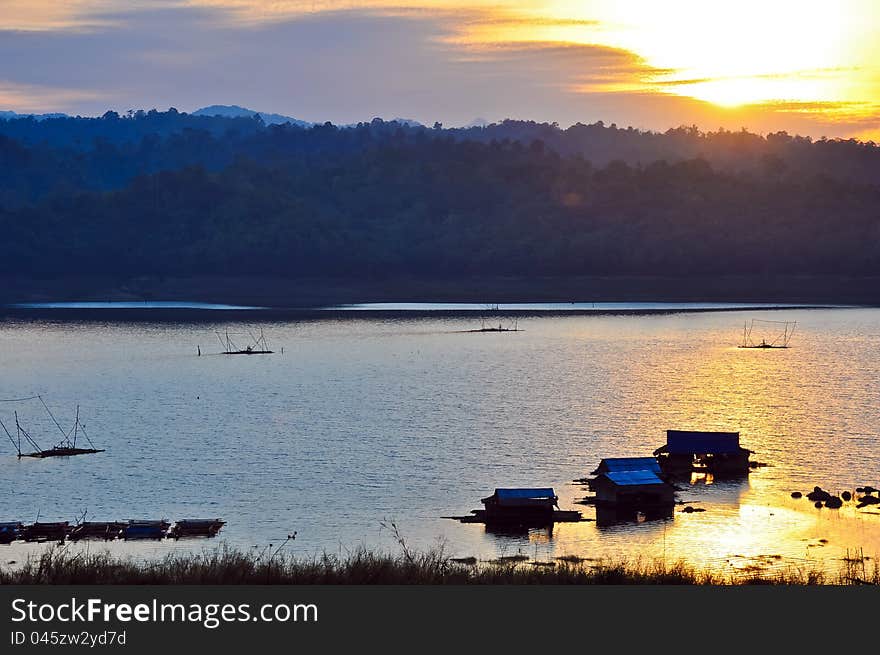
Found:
[123,520,170,540]
[169,519,225,538]
[68,521,125,541]
[0,522,23,544]
[21,521,68,542]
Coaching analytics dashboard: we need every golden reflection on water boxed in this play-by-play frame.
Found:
[2,308,879,578]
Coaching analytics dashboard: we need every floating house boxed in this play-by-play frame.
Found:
[590,456,662,478]
[449,488,583,527]
[589,469,675,507]
[654,430,753,477]
[480,488,558,524]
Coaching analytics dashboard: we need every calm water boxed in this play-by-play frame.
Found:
[1,307,879,577]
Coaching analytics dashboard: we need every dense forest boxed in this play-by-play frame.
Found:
[1,109,879,295]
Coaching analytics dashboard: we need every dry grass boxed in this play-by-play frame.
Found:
[2,545,877,585]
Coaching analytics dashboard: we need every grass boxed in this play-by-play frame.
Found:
[2,545,878,585]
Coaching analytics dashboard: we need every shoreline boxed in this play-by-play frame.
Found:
[0,303,847,323]
[2,274,880,308]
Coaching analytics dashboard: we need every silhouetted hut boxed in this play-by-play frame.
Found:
[591,456,662,477]
[480,488,558,523]
[590,470,675,507]
[654,430,753,476]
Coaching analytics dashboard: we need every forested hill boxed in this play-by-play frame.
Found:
[1,109,879,296]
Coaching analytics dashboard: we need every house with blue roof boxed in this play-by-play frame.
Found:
[654,430,753,476]
[586,457,675,507]
[480,488,558,522]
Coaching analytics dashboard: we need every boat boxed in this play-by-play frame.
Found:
[68,521,125,541]
[123,520,170,540]
[0,522,23,544]
[169,518,225,538]
[21,521,68,542]
[217,328,273,354]
[1,398,104,459]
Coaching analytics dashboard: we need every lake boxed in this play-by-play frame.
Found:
[1,305,879,577]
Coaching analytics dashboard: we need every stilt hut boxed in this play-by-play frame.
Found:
[654,430,753,477]
[480,488,558,524]
[590,470,675,507]
[590,456,662,477]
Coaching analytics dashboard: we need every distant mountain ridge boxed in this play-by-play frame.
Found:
[0,110,68,121]
[192,104,311,127]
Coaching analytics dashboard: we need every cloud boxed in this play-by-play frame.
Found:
[0,80,106,113]
[0,2,876,139]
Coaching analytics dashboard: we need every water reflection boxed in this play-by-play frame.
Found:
[595,505,674,528]
[1,307,879,576]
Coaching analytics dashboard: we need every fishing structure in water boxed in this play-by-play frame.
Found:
[738,319,796,348]
[1,395,104,459]
[464,304,522,333]
[216,327,274,354]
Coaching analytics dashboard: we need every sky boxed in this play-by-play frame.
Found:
[1,0,879,138]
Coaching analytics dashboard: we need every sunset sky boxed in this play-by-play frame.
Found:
[2,1,878,138]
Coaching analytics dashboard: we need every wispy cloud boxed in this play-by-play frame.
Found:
[0,80,106,113]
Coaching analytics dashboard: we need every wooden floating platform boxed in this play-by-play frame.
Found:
[222,349,273,355]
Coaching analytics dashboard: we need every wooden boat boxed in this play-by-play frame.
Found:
[22,521,68,542]
[68,521,125,541]
[123,520,170,540]
[0,522,23,544]
[169,519,225,538]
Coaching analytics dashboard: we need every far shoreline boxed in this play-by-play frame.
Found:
[1,274,878,318]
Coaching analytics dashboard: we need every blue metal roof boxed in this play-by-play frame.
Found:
[599,457,661,474]
[665,430,741,454]
[604,471,665,486]
[494,488,556,499]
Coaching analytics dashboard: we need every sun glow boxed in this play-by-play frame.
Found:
[3,1,879,131]
[454,0,879,111]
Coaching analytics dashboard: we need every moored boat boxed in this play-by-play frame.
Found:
[169,519,225,538]
[123,520,170,540]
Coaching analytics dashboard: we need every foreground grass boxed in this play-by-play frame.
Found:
[2,546,877,585]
